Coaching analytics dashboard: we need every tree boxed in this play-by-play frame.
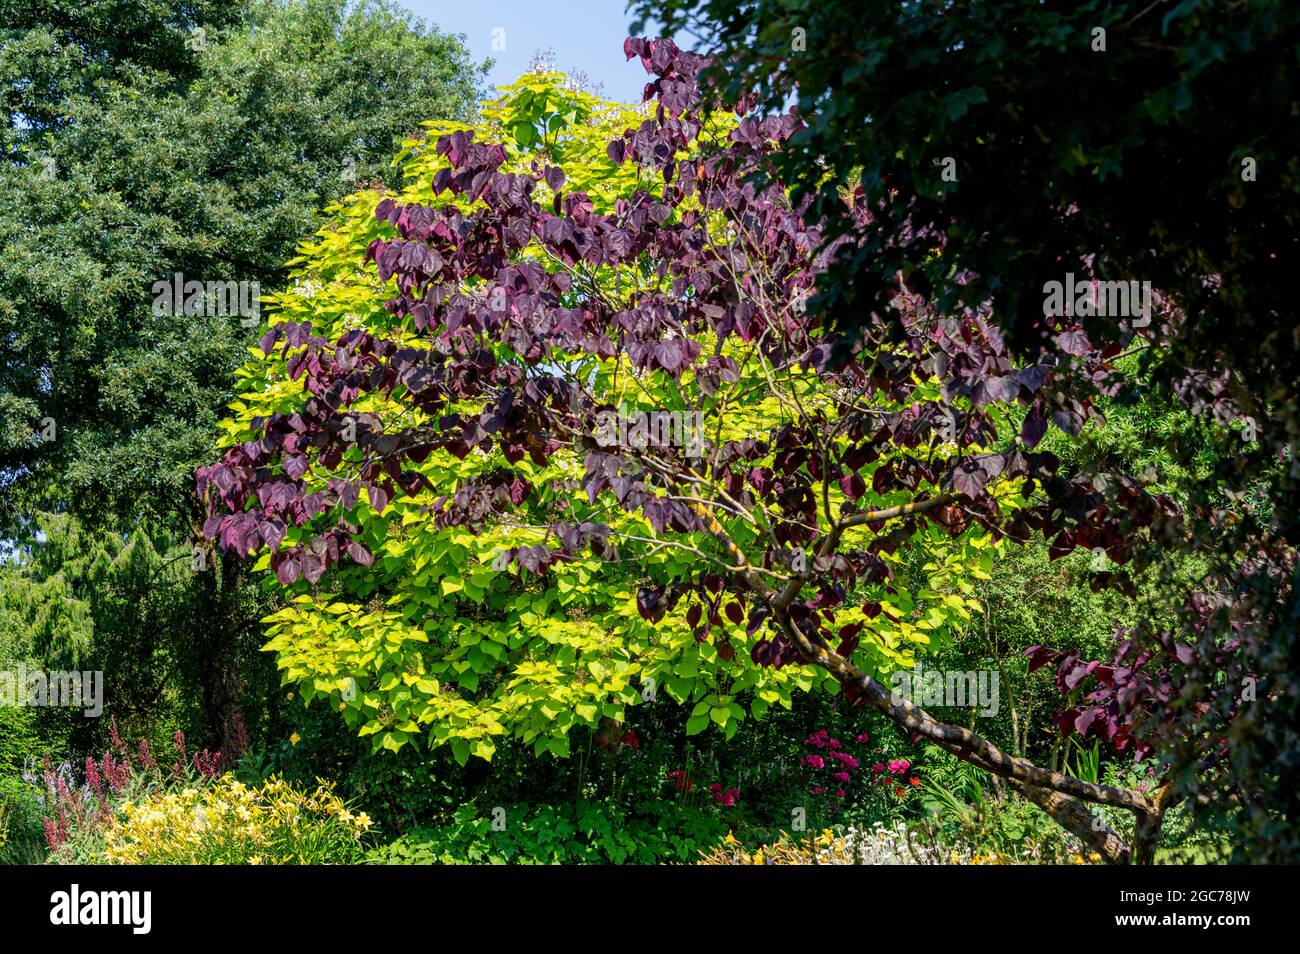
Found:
[200,47,1177,862]
[631,0,1300,861]
[2,0,487,527]
[0,513,280,754]
[0,0,487,754]
[632,1,1298,417]
[200,71,994,765]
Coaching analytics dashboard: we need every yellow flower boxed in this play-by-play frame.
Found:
[289,732,301,745]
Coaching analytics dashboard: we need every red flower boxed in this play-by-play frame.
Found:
[666,769,695,793]
[710,783,739,807]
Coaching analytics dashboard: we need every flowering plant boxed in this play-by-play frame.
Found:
[96,776,371,865]
[34,721,225,857]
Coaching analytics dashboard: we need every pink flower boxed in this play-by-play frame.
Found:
[706,784,740,807]
[802,754,825,769]
[834,771,850,782]
[84,757,102,796]
[137,739,157,773]
[888,759,911,776]
[193,749,222,779]
[855,732,870,744]
[835,788,846,798]
[871,763,885,774]
[828,738,841,750]
[43,818,64,852]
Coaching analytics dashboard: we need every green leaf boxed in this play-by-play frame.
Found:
[451,739,470,765]
[513,122,537,148]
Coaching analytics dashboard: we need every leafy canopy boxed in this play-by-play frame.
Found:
[203,68,1006,763]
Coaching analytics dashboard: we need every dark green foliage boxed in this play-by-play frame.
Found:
[0,513,285,757]
[0,0,485,760]
[2,0,487,529]
[633,1,1299,431]
[0,774,45,865]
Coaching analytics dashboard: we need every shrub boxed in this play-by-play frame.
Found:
[369,799,727,865]
[0,775,44,865]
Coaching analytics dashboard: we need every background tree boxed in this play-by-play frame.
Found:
[0,0,487,755]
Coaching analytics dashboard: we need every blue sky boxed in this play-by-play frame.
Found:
[399,0,662,103]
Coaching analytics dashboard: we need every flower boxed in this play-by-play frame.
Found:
[801,754,825,769]
[710,783,739,807]
[666,769,695,793]
[833,771,850,783]
[855,732,870,744]
[887,759,911,776]
[871,763,885,774]
[909,776,921,787]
